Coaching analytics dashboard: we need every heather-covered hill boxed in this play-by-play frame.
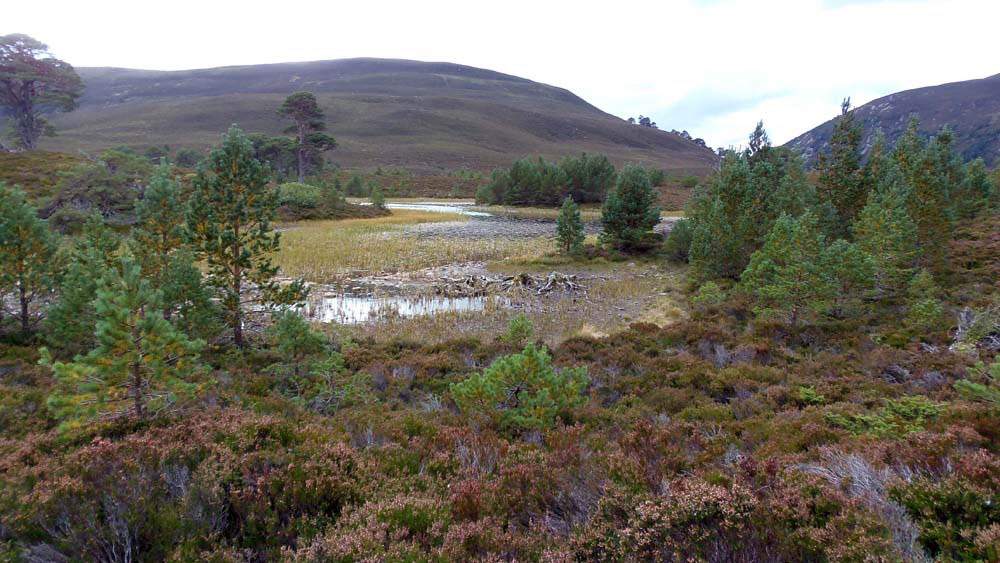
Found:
[787,73,1000,166]
[42,58,718,174]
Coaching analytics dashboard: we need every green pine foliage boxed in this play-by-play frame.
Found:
[43,256,204,430]
[131,164,218,339]
[370,184,386,209]
[816,99,867,234]
[821,238,876,317]
[740,212,833,327]
[478,153,615,206]
[0,183,57,336]
[852,163,920,298]
[450,343,588,433]
[501,314,534,347]
[600,165,661,252]
[663,218,693,262]
[345,174,367,197]
[44,217,121,357]
[893,120,953,275]
[267,310,328,377]
[955,359,1000,406]
[687,124,818,280]
[904,269,948,334]
[555,196,585,254]
[186,125,305,347]
[560,153,616,203]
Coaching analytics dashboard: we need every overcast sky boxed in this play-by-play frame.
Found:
[6,0,999,148]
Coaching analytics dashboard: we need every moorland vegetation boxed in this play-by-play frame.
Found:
[0,34,998,562]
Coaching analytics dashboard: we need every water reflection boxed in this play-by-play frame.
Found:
[306,294,495,324]
[385,202,492,217]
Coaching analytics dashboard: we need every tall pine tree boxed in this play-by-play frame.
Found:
[600,165,660,252]
[132,164,218,338]
[0,184,57,336]
[187,125,305,347]
[278,92,336,182]
[816,98,867,234]
[740,212,833,327]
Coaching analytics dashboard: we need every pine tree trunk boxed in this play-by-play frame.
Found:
[19,281,29,337]
[132,317,145,420]
[297,124,306,183]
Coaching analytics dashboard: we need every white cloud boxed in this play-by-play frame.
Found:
[5,0,998,148]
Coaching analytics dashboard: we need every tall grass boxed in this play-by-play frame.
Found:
[276,209,550,280]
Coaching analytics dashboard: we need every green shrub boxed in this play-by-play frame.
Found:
[663,218,693,262]
[501,314,534,346]
[691,281,726,307]
[450,343,588,432]
[278,182,323,208]
[826,395,943,437]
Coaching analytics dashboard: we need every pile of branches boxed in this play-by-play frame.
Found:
[434,272,583,297]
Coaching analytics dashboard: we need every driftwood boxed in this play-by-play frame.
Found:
[434,272,583,297]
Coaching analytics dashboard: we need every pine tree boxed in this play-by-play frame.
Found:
[130,165,218,338]
[740,212,833,327]
[556,196,585,254]
[370,184,386,210]
[852,167,920,298]
[904,269,947,334]
[44,217,120,356]
[186,125,305,347]
[816,99,867,234]
[687,123,820,281]
[267,310,327,377]
[278,92,336,182]
[820,239,875,317]
[952,158,994,220]
[600,165,660,252]
[0,184,58,336]
[44,256,204,429]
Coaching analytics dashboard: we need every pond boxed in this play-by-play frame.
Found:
[384,201,492,217]
[304,293,498,324]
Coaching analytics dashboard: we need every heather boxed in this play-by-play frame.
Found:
[0,41,998,561]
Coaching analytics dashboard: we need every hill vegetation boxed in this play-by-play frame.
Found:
[0,36,998,563]
[40,58,718,174]
[787,74,1000,166]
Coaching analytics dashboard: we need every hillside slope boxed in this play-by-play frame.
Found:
[787,73,1000,166]
[42,58,717,174]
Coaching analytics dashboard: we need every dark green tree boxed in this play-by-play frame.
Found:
[44,256,204,429]
[0,184,58,336]
[369,184,386,210]
[345,174,367,197]
[44,217,121,356]
[816,99,867,234]
[894,124,952,275]
[556,196,585,254]
[821,239,875,318]
[186,125,305,347]
[600,165,660,252]
[267,310,327,377]
[852,166,919,298]
[0,34,83,149]
[131,165,218,337]
[174,148,202,168]
[740,212,833,327]
[278,92,337,182]
[560,153,616,203]
[687,123,818,280]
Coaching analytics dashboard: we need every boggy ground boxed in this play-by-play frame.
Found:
[276,202,686,344]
